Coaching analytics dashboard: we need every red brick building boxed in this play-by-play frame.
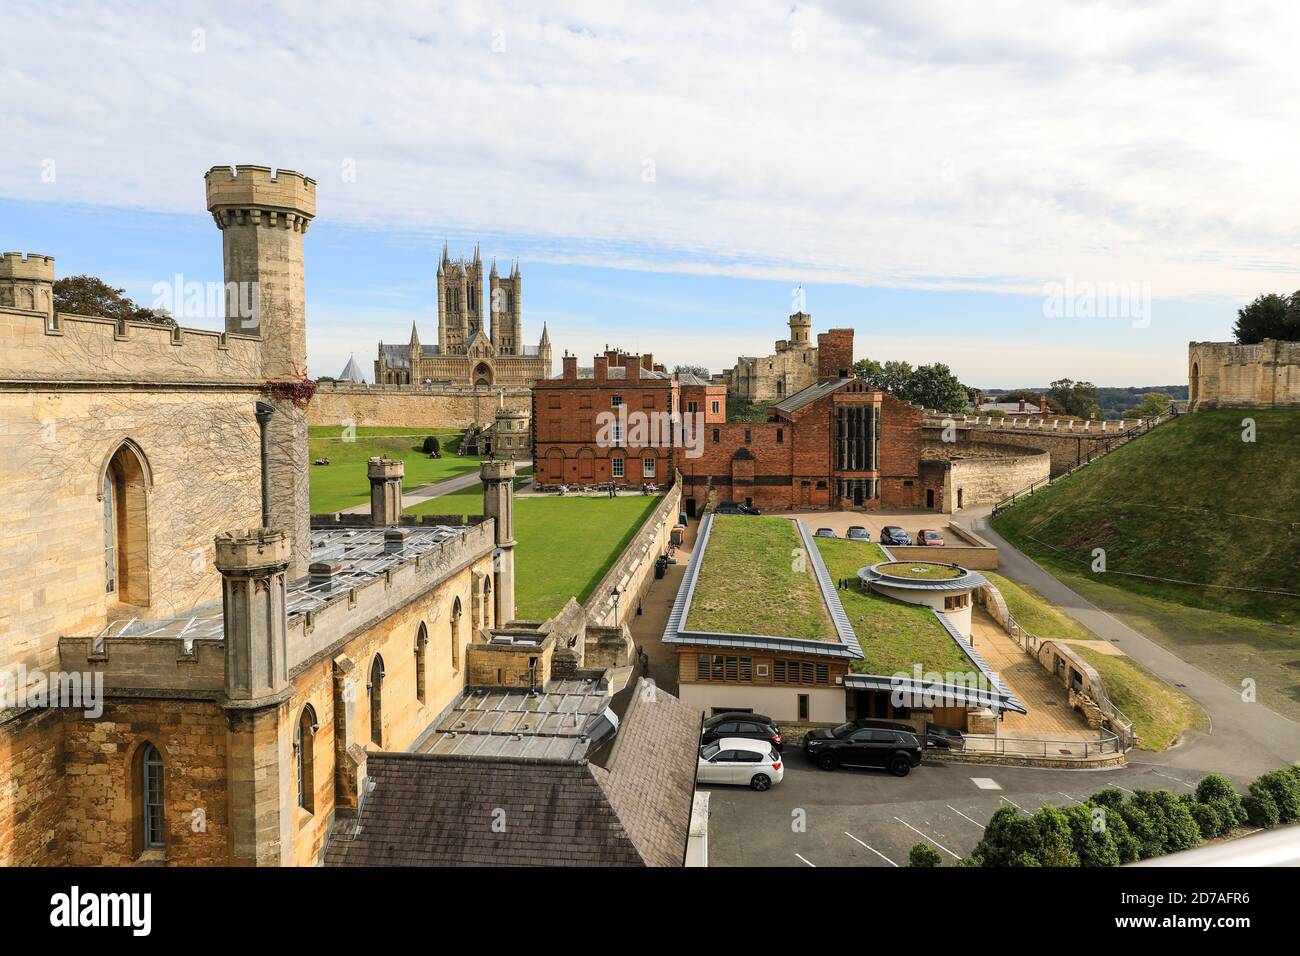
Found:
[530,331,930,514]
[531,349,678,487]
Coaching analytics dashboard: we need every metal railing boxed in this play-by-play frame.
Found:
[991,405,1180,516]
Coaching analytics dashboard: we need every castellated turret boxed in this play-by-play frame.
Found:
[0,252,55,319]
[788,311,813,347]
[205,164,316,579]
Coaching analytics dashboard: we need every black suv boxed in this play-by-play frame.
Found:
[803,721,923,776]
[701,712,783,752]
[716,501,761,515]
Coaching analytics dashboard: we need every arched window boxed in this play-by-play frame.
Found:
[297,706,317,813]
[136,742,165,852]
[1190,362,1199,403]
[483,577,493,630]
[100,441,152,605]
[415,623,428,703]
[451,597,462,671]
[369,655,385,747]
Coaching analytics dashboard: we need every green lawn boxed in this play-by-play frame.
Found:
[985,572,1207,749]
[814,537,973,675]
[878,562,965,580]
[687,516,837,641]
[411,492,661,620]
[991,409,1300,719]
[308,426,479,514]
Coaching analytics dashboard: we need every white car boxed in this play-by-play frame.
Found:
[697,737,784,791]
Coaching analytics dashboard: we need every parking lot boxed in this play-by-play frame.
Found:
[779,508,947,542]
[704,750,1239,867]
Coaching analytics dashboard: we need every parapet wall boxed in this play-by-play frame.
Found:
[0,306,264,384]
[309,382,532,430]
[921,439,1051,511]
[1189,339,1300,410]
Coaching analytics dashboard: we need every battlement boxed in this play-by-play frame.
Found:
[0,252,55,282]
[205,164,317,223]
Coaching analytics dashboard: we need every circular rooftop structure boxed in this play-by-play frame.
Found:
[860,561,987,591]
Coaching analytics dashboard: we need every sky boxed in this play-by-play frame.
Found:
[3,1,1297,387]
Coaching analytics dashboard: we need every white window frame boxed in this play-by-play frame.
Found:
[643,457,655,478]
[611,457,625,478]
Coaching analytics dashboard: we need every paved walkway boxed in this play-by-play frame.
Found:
[627,518,698,697]
[955,506,1300,777]
[970,607,1098,740]
[339,458,533,514]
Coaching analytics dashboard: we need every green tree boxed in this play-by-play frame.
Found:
[673,364,711,380]
[907,842,942,867]
[422,435,441,455]
[53,275,174,326]
[1193,773,1246,833]
[1034,805,1080,867]
[1127,391,1173,419]
[970,806,1042,867]
[853,358,969,412]
[1048,378,1101,419]
[1252,769,1300,823]
[1243,783,1280,829]
[1061,804,1121,867]
[1232,291,1300,344]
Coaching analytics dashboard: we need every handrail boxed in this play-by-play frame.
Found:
[955,728,1124,759]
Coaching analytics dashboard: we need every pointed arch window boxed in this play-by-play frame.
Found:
[296,706,317,813]
[451,597,462,671]
[369,655,385,747]
[138,742,165,851]
[415,623,428,703]
[100,440,152,605]
[483,577,493,630]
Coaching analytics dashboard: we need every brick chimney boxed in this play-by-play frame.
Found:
[626,355,641,383]
[594,353,609,384]
[562,354,578,382]
[816,328,855,382]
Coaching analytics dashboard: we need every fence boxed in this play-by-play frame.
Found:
[957,731,1125,759]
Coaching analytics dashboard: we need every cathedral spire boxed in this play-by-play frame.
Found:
[490,256,498,278]
[409,321,420,348]
[539,322,550,346]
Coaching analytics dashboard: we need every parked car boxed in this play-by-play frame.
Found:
[698,738,785,790]
[803,722,923,776]
[701,712,783,752]
[879,526,913,546]
[814,527,837,538]
[924,725,965,751]
[846,526,871,542]
[716,500,761,515]
[917,529,945,547]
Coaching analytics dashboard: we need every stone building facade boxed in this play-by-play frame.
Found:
[723,311,819,402]
[374,246,552,387]
[0,165,525,867]
[1188,338,1300,410]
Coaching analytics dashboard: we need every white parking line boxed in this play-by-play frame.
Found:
[795,853,816,867]
[947,805,986,830]
[1000,796,1024,811]
[970,777,1002,790]
[844,831,899,867]
[1152,770,1194,789]
[894,816,960,859]
[1057,791,1081,804]
[1110,783,1136,795]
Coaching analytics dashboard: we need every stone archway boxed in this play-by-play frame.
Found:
[1190,361,1199,404]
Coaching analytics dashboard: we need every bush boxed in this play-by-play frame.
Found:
[1061,804,1121,867]
[908,842,942,867]
[1253,769,1300,823]
[1194,774,1246,832]
[1034,805,1080,867]
[1089,788,1127,813]
[1188,801,1225,840]
[1243,783,1280,829]
[1118,802,1164,859]
[421,435,440,455]
[971,806,1042,867]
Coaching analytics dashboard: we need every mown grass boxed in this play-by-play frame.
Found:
[814,537,973,675]
[985,572,1207,749]
[411,492,661,620]
[879,562,965,580]
[308,425,478,513]
[687,516,837,641]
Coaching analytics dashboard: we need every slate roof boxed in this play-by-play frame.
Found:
[324,678,700,867]
[772,376,854,413]
[337,354,367,384]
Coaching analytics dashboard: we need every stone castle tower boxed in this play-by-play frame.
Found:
[205,164,316,576]
[0,252,55,319]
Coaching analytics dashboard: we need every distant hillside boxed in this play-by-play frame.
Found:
[983,385,1188,418]
[992,409,1300,625]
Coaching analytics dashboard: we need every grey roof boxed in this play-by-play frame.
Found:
[675,371,711,386]
[662,514,864,660]
[859,562,989,593]
[337,355,367,384]
[552,366,671,381]
[773,376,854,414]
[324,677,699,867]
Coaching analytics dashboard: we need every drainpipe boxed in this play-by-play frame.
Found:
[255,402,273,529]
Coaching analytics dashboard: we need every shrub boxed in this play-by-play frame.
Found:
[1194,773,1247,832]
[1243,783,1280,829]
[908,842,943,867]
[1153,791,1201,852]
[1118,802,1164,859]
[1061,804,1120,867]
[1034,805,1080,867]
[1188,801,1225,840]
[421,435,440,454]
[971,806,1042,867]
[1089,788,1127,813]
[1253,769,1300,823]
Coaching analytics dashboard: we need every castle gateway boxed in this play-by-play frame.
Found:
[374,244,552,387]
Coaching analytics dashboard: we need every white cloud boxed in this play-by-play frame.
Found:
[3,1,1297,306]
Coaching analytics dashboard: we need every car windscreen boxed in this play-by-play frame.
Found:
[700,743,720,760]
[831,722,856,738]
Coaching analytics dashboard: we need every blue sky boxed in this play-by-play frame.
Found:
[3,2,1295,386]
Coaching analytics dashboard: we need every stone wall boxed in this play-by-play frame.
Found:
[309,382,532,430]
[921,440,1051,511]
[0,706,66,865]
[1189,338,1300,410]
[583,482,683,628]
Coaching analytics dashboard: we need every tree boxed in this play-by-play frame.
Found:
[1127,391,1173,419]
[1048,378,1101,419]
[907,842,942,867]
[1252,769,1300,823]
[853,357,969,412]
[673,364,711,380]
[53,274,175,326]
[422,436,440,455]
[1243,783,1280,829]
[1232,292,1300,344]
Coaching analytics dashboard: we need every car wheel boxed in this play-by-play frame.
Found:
[817,752,840,771]
[890,756,912,777]
[750,773,771,791]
